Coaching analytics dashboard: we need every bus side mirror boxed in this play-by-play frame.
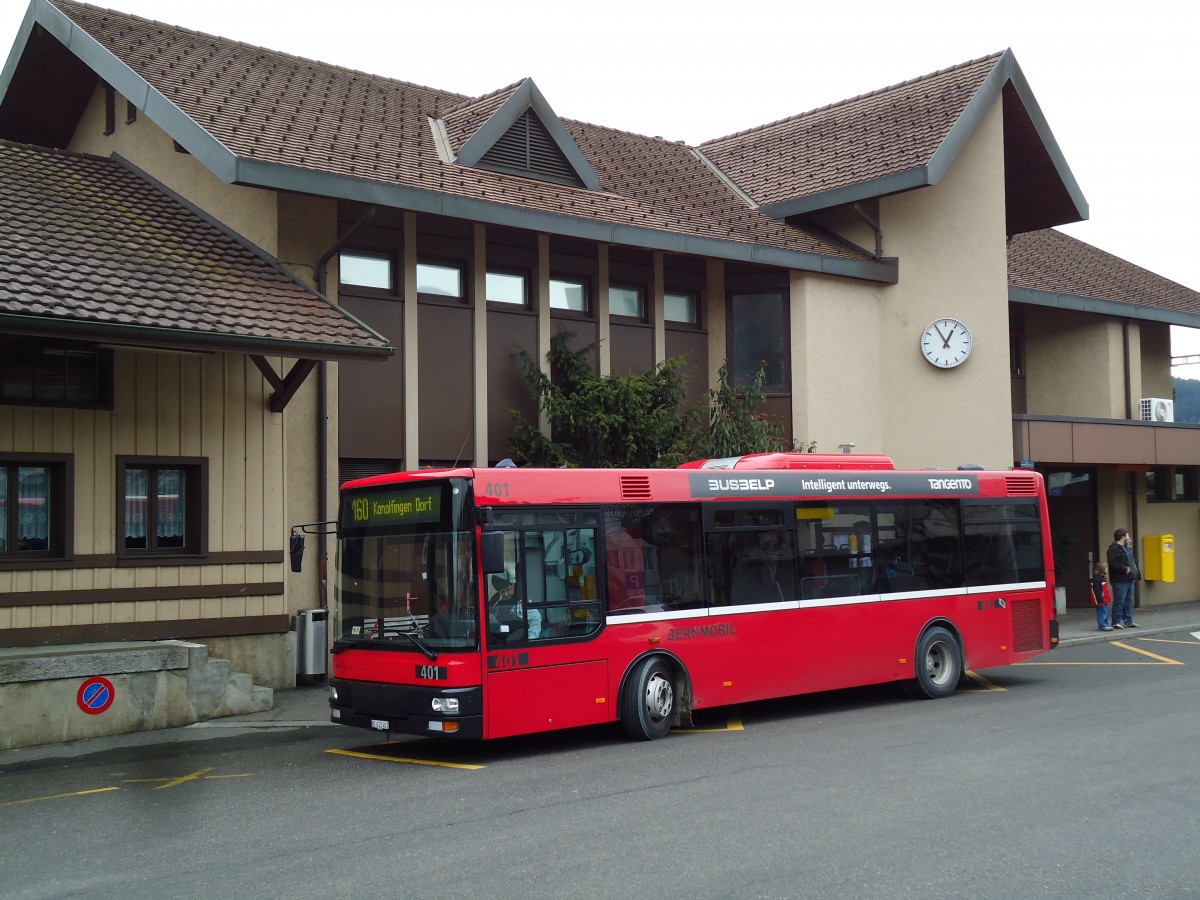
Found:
[481,531,505,574]
[290,531,305,573]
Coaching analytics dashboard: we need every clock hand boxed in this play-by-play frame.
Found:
[941,324,955,349]
[933,324,949,346]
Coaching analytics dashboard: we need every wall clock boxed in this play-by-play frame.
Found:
[920,318,972,368]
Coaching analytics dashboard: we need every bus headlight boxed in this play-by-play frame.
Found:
[431,697,459,714]
[329,685,339,702]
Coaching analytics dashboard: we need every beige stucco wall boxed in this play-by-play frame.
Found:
[790,271,885,453]
[801,97,1011,470]
[1024,308,1127,418]
[68,86,279,254]
[0,351,287,634]
[1139,322,1174,402]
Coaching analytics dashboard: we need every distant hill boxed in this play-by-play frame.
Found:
[1173,378,1200,423]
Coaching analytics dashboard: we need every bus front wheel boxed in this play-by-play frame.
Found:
[906,626,962,699]
[622,656,675,740]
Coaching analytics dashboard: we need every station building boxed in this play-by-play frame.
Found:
[2,0,1199,745]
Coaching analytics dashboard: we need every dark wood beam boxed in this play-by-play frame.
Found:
[250,356,319,412]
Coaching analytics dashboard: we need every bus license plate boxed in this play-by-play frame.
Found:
[371,719,389,731]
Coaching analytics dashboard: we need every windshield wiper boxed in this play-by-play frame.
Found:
[399,630,438,661]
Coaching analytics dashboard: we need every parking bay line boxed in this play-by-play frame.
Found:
[0,787,119,808]
[1018,641,1184,666]
[325,748,485,769]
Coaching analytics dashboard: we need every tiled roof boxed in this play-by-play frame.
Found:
[1008,229,1200,314]
[700,54,1004,209]
[43,0,876,266]
[0,140,392,358]
[440,81,524,155]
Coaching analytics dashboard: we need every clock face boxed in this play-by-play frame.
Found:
[920,318,972,368]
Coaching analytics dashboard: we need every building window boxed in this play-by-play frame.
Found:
[0,337,113,408]
[550,277,589,313]
[416,261,464,299]
[486,270,528,306]
[339,251,393,291]
[665,291,699,325]
[118,457,207,556]
[0,454,71,560]
[1147,466,1199,502]
[730,292,787,389]
[609,284,645,319]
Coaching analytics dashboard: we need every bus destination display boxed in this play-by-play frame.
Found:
[344,487,442,529]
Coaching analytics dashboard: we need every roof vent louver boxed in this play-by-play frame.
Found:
[620,475,652,501]
[479,109,583,187]
[1004,474,1040,496]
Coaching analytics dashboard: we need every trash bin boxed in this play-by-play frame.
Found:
[297,608,328,676]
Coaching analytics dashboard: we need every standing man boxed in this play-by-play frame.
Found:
[1106,528,1140,629]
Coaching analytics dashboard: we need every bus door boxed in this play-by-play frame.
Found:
[483,509,605,738]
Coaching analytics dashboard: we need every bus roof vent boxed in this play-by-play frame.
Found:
[620,475,653,501]
[1004,474,1039,496]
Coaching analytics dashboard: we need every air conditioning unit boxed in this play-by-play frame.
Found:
[1140,398,1175,423]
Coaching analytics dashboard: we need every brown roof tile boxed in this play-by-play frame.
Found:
[1008,229,1200,313]
[45,0,875,265]
[0,140,392,357]
[700,53,1004,209]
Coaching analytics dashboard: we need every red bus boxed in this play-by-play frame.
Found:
[323,453,1058,741]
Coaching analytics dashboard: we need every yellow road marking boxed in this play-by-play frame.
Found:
[1111,640,1184,664]
[325,748,484,769]
[960,670,1006,692]
[677,716,745,733]
[0,787,119,808]
[1019,639,1185,666]
[122,767,254,789]
[1139,637,1200,646]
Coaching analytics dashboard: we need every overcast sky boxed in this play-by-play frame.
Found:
[5,0,1199,372]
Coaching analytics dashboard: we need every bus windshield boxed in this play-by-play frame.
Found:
[335,528,479,652]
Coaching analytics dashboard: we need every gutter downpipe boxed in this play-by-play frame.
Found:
[314,207,377,606]
[1123,318,1140,612]
[852,203,883,260]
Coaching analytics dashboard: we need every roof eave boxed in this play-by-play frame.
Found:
[759,168,931,219]
[0,312,396,362]
[234,157,898,283]
[1009,286,1200,328]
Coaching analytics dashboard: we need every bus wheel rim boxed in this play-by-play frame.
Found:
[644,673,673,722]
[926,641,953,686]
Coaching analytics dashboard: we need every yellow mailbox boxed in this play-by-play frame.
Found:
[1142,534,1175,582]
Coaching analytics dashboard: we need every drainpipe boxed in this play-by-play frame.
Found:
[313,207,377,605]
[1122,318,1139,611]
[852,203,883,260]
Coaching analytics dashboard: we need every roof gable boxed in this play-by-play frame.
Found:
[449,78,600,190]
[701,50,1088,234]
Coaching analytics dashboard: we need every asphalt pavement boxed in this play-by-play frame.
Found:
[8,600,1200,763]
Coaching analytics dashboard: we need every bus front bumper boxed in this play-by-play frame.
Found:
[329,679,484,740]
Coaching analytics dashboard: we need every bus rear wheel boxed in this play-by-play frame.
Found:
[907,626,962,699]
[622,656,675,740]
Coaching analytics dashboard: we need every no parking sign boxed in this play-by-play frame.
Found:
[77,676,115,715]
